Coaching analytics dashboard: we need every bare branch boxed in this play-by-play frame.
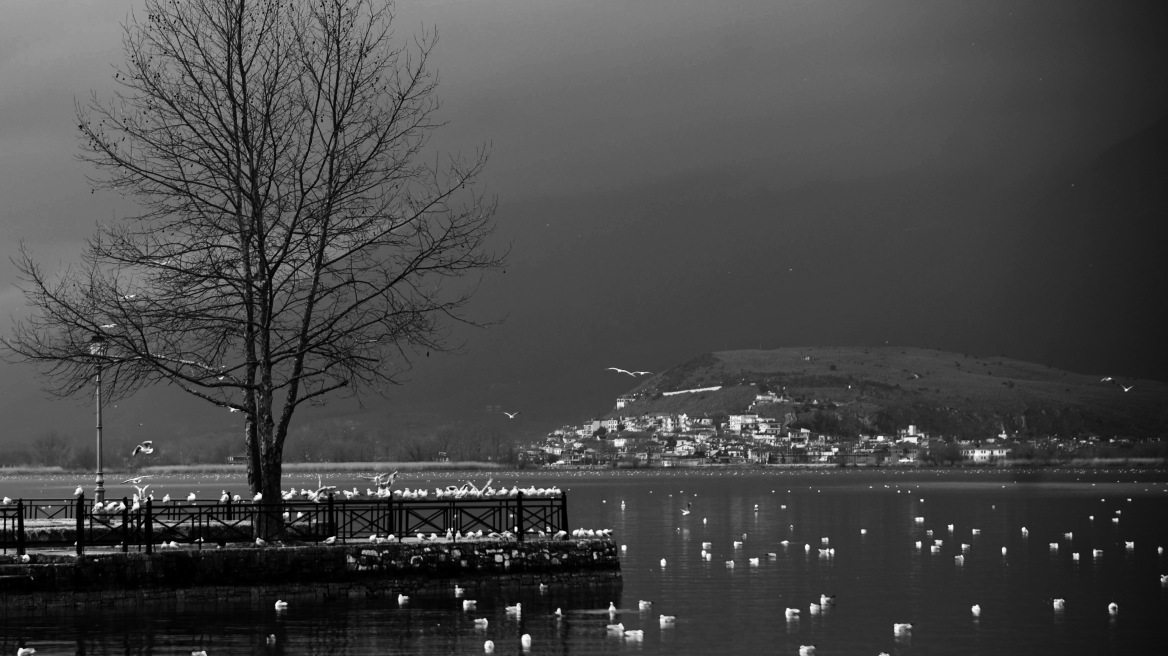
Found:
[4,0,501,507]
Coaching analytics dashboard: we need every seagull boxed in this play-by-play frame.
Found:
[1101,376,1134,392]
[122,475,152,484]
[322,536,336,545]
[131,441,154,456]
[502,411,520,419]
[606,367,637,376]
[274,599,288,610]
[74,486,84,496]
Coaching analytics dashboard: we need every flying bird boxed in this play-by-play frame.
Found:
[122,475,152,484]
[131,441,154,456]
[1101,377,1134,392]
[502,411,520,419]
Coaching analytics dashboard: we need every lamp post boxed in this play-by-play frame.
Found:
[88,334,108,504]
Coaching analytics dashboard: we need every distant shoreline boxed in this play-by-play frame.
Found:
[3,457,1164,479]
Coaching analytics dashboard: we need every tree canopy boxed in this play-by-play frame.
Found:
[3,0,501,513]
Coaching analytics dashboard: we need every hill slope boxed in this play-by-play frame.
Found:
[611,347,1168,439]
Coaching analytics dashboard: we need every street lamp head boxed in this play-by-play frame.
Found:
[88,333,108,357]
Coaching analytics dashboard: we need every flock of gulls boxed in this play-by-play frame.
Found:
[9,468,1163,654]
[68,473,565,517]
[604,478,1167,655]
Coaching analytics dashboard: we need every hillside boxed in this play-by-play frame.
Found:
[608,347,1168,439]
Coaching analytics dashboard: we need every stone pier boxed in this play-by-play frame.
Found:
[0,538,622,611]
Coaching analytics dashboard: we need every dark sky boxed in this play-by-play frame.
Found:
[1,0,1165,443]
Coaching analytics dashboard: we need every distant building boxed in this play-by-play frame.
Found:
[728,414,759,433]
[961,447,1011,462]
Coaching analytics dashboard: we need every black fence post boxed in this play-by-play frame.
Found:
[121,497,130,552]
[559,490,568,534]
[145,498,153,555]
[388,497,395,538]
[75,494,85,556]
[16,500,26,557]
[327,493,336,539]
[516,491,525,542]
[225,496,232,522]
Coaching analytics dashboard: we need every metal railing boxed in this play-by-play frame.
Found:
[0,491,569,557]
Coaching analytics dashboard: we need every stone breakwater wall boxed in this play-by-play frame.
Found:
[0,538,621,610]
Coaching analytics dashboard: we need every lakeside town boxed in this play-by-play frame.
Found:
[516,388,1166,468]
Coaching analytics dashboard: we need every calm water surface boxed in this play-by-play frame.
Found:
[2,468,1166,655]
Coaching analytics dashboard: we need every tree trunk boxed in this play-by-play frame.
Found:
[254,414,285,540]
[245,417,261,493]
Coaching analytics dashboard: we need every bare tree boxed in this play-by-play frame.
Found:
[3,0,500,534]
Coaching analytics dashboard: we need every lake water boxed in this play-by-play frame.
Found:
[2,467,1166,655]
